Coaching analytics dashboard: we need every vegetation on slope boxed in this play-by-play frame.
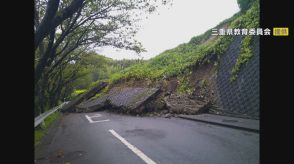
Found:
[65,0,259,98]
[68,53,143,100]
[34,0,169,115]
[108,28,233,84]
[230,35,254,81]
[106,0,259,87]
[230,0,259,81]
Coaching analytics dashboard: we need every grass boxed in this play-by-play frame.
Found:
[106,2,260,86]
[70,89,88,99]
[73,0,259,95]
[34,111,61,146]
[176,75,194,95]
[230,0,259,81]
[230,35,254,81]
[108,34,234,85]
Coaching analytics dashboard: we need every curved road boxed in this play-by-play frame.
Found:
[35,111,259,164]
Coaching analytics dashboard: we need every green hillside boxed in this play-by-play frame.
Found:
[108,0,259,85]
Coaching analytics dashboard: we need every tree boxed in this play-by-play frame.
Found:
[34,0,83,50]
[35,48,89,115]
[237,0,255,12]
[34,0,172,115]
[35,0,171,85]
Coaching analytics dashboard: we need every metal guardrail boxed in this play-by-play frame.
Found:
[34,101,70,128]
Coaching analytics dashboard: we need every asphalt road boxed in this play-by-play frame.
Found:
[35,111,259,164]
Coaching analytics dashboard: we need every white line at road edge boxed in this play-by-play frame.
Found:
[109,129,157,164]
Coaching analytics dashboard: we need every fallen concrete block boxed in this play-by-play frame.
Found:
[77,87,160,113]
[61,82,108,112]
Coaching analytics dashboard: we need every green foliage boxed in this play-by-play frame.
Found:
[108,29,234,83]
[70,89,87,99]
[34,111,60,146]
[189,30,212,45]
[200,79,208,88]
[176,76,194,95]
[237,0,255,12]
[230,1,259,81]
[71,52,112,90]
[103,0,259,87]
[34,130,44,146]
[230,35,253,81]
[67,52,141,99]
[57,0,260,99]
[34,0,171,114]
[231,0,259,29]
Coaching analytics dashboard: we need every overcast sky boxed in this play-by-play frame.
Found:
[96,0,239,60]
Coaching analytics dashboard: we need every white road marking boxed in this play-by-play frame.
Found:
[85,114,109,123]
[91,114,102,117]
[85,115,94,123]
[109,129,157,164]
[90,119,110,123]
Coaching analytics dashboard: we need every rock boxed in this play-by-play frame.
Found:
[162,110,168,114]
[164,91,171,96]
[164,94,211,115]
[164,113,172,118]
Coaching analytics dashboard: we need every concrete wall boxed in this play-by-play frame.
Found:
[212,36,259,119]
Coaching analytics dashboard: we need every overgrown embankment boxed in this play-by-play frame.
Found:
[75,0,260,118]
[107,0,259,85]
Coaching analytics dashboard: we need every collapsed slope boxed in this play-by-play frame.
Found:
[77,0,260,119]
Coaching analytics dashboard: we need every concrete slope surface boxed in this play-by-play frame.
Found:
[77,87,160,112]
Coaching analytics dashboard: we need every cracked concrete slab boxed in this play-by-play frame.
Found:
[77,87,160,113]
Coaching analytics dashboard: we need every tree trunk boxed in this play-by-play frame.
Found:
[35,0,84,50]
[35,0,60,50]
